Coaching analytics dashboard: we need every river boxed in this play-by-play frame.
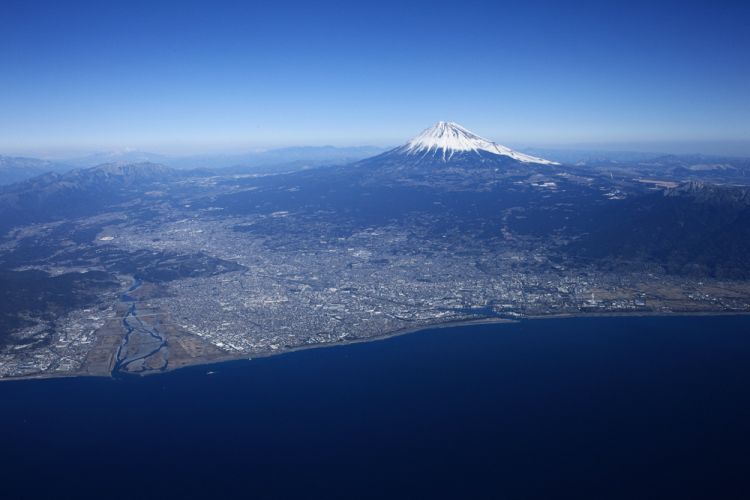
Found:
[112,277,169,375]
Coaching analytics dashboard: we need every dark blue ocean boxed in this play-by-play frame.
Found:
[3,315,750,499]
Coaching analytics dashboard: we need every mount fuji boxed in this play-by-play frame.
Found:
[361,122,558,168]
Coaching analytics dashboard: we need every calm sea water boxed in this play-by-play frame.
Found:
[2,315,750,499]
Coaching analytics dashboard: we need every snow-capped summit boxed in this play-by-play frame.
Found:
[356,121,560,172]
[400,121,557,165]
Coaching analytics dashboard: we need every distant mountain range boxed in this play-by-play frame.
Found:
[0,156,73,185]
[0,146,387,186]
[64,145,388,172]
[63,149,173,168]
[176,145,388,172]
[4,132,750,187]
[525,149,750,183]
[0,162,181,231]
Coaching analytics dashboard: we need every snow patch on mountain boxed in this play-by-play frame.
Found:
[403,122,557,165]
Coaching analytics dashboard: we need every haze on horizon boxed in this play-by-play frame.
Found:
[1,0,749,157]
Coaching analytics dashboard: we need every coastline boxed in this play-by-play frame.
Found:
[3,309,750,383]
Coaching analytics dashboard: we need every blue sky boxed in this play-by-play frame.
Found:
[1,0,749,156]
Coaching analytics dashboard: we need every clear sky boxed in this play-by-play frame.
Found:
[1,0,749,156]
